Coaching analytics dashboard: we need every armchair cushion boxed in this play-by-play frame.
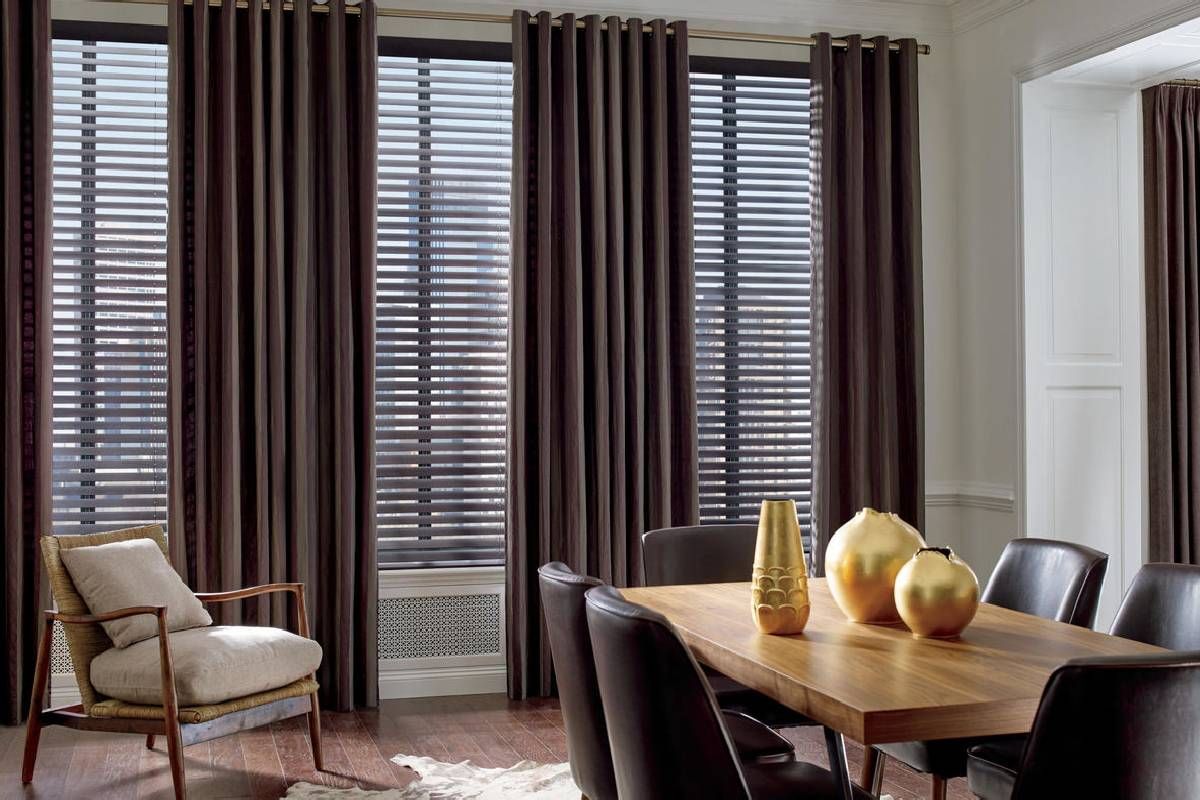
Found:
[90,625,322,706]
[59,538,212,647]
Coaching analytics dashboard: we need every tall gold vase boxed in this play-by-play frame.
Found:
[751,499,811,634]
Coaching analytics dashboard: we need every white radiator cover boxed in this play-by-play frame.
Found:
[377,566,507,699]
[51,566,507,706]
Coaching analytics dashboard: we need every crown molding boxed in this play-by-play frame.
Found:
[379,0,956,37]
[949,0,1032,34]
[1016,0,1200,82]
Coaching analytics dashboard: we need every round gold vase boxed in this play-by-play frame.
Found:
[824,508,925,624]
[894,547,980,639]
[751,499,811,635]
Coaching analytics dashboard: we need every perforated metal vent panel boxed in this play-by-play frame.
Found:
[51,623,73,674]
[378,594,502,660]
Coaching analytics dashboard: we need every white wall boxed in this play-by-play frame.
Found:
[950,0,1200,578]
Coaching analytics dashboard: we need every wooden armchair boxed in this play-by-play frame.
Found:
[21,525,323,800]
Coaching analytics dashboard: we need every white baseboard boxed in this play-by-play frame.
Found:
[926,481,1016,513]
[379,664,506,699]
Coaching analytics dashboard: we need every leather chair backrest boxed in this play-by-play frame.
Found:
[981,538,1107,627]
[1109,563,1200,650]
[537,563,617,800]
[642,524,758,586]
[1013,652,1200,800]
[584,585,750,800]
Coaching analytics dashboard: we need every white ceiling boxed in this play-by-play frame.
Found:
[1051,15,1200,88]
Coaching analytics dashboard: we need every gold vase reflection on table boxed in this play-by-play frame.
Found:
[751,498,811,635]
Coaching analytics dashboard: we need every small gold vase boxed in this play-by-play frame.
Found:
[751,499,811,635]
[894,547,980,639]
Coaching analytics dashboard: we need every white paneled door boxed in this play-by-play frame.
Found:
[1021,80,1146,631]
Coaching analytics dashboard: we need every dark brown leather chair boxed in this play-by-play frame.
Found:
[966,562,1200,799]
[978,537,1109,627]
[538,563,793,800]
[967,652,1200,799]
[641,524,814,728]
[866,538,1109,799]
[1109,562,1200,650]
[584,584,872,800]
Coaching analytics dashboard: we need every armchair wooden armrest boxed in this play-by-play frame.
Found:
[45,605,166,625]
[194,583,312,638]
[194,582,303,603]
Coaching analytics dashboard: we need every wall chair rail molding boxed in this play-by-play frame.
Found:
[377,567,507,699]
[926,481,1016,512]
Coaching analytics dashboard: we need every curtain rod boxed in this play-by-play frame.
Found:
[1165,79,1200,87]
[103,0,934,54]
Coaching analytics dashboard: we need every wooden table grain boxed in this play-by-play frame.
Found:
[621,579,1164,746]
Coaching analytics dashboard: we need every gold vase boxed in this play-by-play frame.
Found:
[825,508,926,624]
[751,499,811,635]
[894,547,980,638]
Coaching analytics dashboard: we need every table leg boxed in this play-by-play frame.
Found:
[823,727,854,800]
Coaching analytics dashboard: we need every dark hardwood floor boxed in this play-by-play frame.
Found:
[0,695,970,799]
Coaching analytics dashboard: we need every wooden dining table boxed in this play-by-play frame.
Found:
[620,579,1164,800]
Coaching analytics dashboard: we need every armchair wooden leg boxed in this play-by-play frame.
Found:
[156,612,187,800]
[931,774,948,800]
[308,692,324,771]
[860,747,885,796]
[165,721,186,800]
[21,618,54,784]
[146,733,156,750]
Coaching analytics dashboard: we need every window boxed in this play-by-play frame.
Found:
[690,60,813,536]
[51,32,170,536]
[375,42,512,568]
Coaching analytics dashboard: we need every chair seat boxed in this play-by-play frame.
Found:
[876,737,974,777]
[705,667,815,728]
[722,711,794,763]
[88,678,319,724]
[743,760,875,800]
[966,738,1024,800]
[879,733,1026,780]
[91,625,322,708]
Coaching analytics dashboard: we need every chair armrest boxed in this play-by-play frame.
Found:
[194,583,313,639]
[45,606,165,625]
[194,583,303,604]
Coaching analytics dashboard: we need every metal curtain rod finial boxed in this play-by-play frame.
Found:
[105,0,933,55]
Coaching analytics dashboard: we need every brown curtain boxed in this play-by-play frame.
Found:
[507,11,698,698]
[167,0,378,709]
[0,0,51,726]
[1144,84,1200,565]
[809,33,924,575]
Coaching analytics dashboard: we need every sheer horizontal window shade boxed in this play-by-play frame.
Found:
[690,68,814,535]
[376,54,512,568]
[51,38,170,535]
